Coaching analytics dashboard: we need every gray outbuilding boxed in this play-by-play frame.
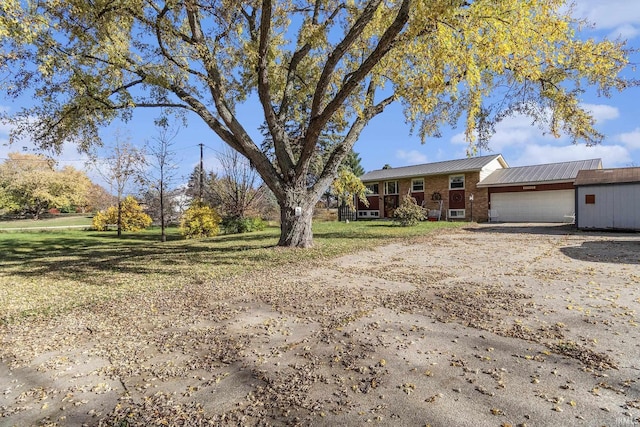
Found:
[574,167,640,231]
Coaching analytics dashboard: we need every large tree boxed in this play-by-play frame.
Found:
[0,153,92,218]
[0,0,633,246]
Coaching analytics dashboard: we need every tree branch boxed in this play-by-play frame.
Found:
[279,2,345,120]
[312,92,396,200]
[257,0,295,176]
[310,0,383,119]
[299,0,410,177]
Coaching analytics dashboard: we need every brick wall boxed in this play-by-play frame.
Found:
[361,173,491,222]
[465,172,489,222]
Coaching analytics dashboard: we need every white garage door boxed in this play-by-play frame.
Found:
[491,190,574,222]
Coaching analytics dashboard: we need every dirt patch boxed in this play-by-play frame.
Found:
[1,224,640,426]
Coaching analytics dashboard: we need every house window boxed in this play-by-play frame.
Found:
[412,178,424,192]
[384,181,398,195]
[449,175,465,189]
[358,210,380,218]
[366,183,379,195]
[585,194,596,204]
[449,209,465,218]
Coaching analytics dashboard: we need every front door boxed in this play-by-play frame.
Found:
[384,195,399,218]
[449,190,465,210]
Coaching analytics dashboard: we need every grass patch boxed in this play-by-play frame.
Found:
[0,220,464,324]
[0,214,94,229]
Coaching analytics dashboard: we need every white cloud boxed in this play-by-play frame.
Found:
[0,121,90,171]
[0,119,13,135]
[202,154,223,175]
[450,113,562,153]
[610,24,640,40]
[510,143,631,168]
[617,127,640,150]
[581,103,620,122]
[447,109,633,168]
[571,1,640,39]
[395,149,428,165]
[450,103,622,156]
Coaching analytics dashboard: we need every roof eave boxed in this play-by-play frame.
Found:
[362,166,498,182]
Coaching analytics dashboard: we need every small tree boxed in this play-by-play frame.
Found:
[145,120,180,242]
[331,169,369,211]
[93,196,152,232]
[185,167,220,207]
[85,183,116,213]
[393,195,425,227]
[214,147,270,221]
[90,133,146,237]
[180,202,222,239]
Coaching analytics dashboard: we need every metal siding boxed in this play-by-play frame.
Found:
[599,187,615,228]
[491,190,575,222]
[577,183,640,230]
[613,184,640,229]
[577,187,610,228]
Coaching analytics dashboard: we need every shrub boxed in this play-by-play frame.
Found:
[393,195,425,226]
[222,216,267,234]
[92,196,152,231]
[180,202,222,239]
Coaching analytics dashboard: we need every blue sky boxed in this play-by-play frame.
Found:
[1,0,639,188]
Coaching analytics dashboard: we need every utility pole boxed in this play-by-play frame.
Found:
[198,143,204,203]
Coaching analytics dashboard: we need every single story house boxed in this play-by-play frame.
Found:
[357,154,508,222]
[357,156,604,223]
[476,159,602,222]
[574,167,640,231]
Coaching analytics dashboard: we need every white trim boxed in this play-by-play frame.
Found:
[449,174,465,190]
[384,180,398,195]
[365,183,379,195]
[448,209,466,219]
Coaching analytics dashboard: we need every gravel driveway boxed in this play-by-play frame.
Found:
[1,224,639,426]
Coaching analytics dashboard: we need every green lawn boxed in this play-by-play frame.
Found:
[0,214,94,229]
[0,220,465,324]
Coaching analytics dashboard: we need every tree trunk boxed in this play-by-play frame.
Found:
[277,190,315,248]
[117,200,122,237]
[160,179,166,242]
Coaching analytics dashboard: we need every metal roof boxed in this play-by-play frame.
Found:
[360,154,507,181]
[574,167,640,186]
[477,159,602,187]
